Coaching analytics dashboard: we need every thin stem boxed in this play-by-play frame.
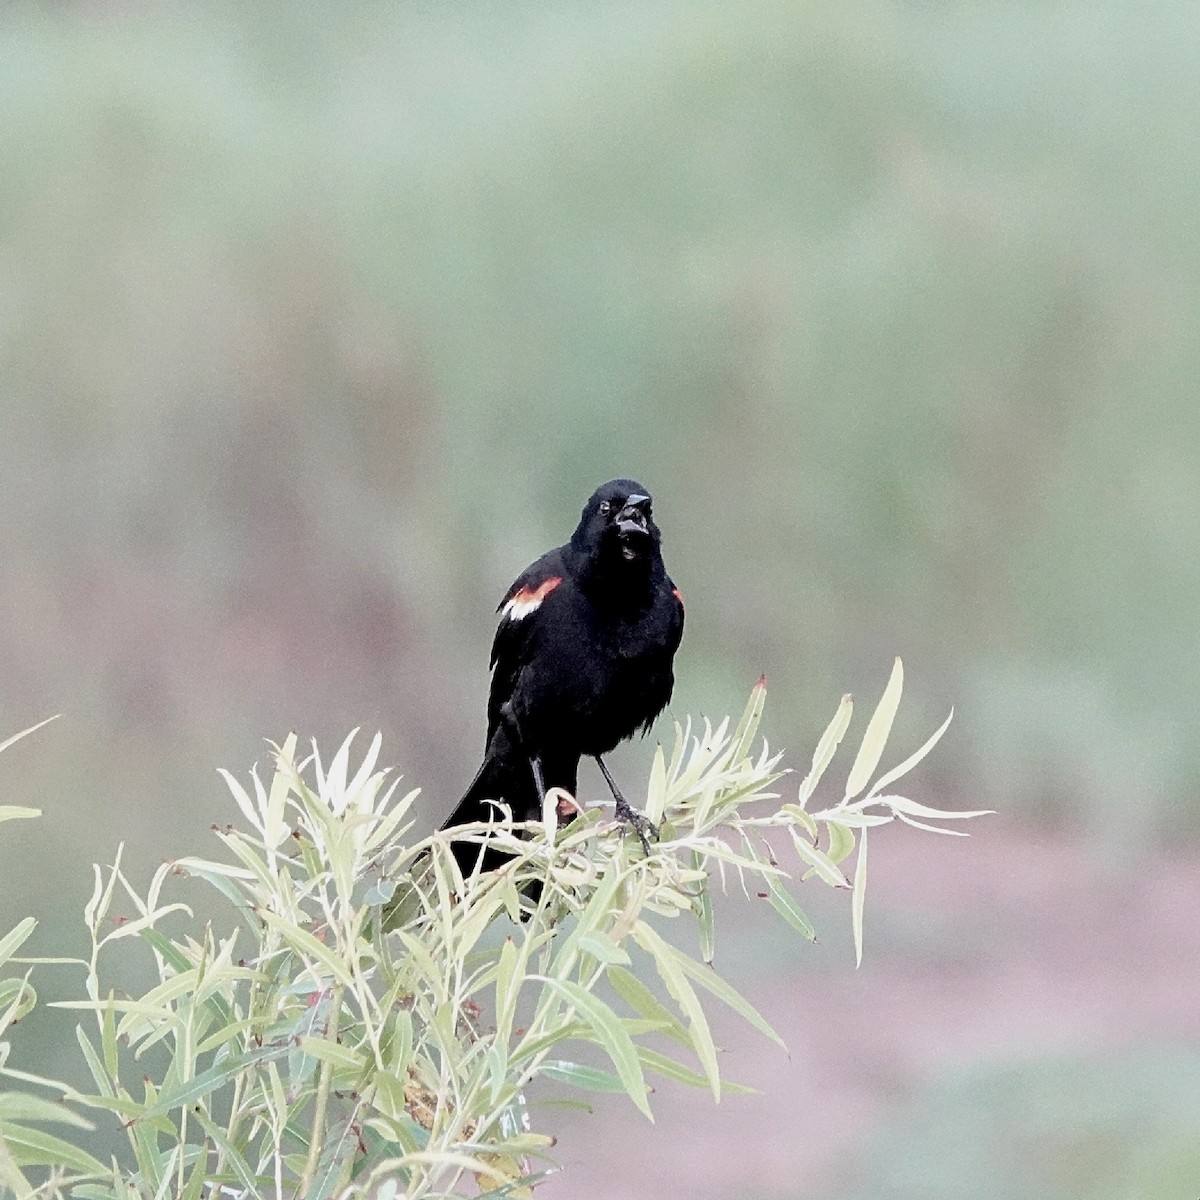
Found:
[296,981,344,1198]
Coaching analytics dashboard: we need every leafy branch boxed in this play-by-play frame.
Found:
[0,660,988,1198]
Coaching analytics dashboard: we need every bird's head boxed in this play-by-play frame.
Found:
[572,478,662,566]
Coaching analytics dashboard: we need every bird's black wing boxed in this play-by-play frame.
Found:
[485,548,568,743]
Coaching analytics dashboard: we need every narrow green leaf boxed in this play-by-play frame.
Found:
[852,827,869,968]
[0,975,35,1029]
[871,795,994,821]
[100,994,119,1080]
[867,708,954,797]
[98,904,193,948]
[644,743,668,824]
[512,1020,606,1064]
[533,978,651,1119]
[577,932,631,967]
[0,1093,93,1130]
[217,768,263,833]
[787,831,849,888]
[607,967,690,1049]
[298,1036,365,1074]
[0,1123,107,1175]
[638,1048,757,1094]
[179,1153,209,1200]
[692,851,715,965]
[138,1042,291,1120]
[0,715,59,757]
[307,1111,360,1200]
[630,923,720,1101]
[539,1061,627,1094]
[844,658,903,800]
[797,694,853,808]
[765,879,816,942]
[267,732,299,847]
[0,919,36,970]
[730,676,768,765]
[814,810,892,828]
[255,908,355,989]
[74,1028,114,1099]
[192,1109,267,1198]
[0,807,40,825]
[824,821,856,865]
[493,936,521,1045]
[895,813,970,836]
[666,946,786,1050]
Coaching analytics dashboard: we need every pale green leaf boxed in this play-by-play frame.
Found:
[787,830,849,888]
[867,708,954,798]
[844,658,903,800]
[0,1123,107,1175]
[255,908,355,989]
[577,931,631,967]
[692,850,715,965]
[871,795,994,821]
[98,904,193,948]
[666,945,786,1050]
[540,1060,626,1093]
[630,922,720,1101]
[825,821,856,865]
[797,694,852,809]
[266,732,299,847]
[138,1043,291,1120]
[192,1108,267,1197]
[217,768,263,833]
[534,977,651,1119]
[644,743,668,824]
[730,676,768,764]
[896,813,971,835]
[852,827,869,968]
[638,1048,757,1094]
[0,807,40,825]
[73,1028,114,1099]
[765,878,816,942]
[0,918,36,970]
[0,1093,93,1131]
[298,1036,365,1074]
[0,715,59,758]
[607,967,690,1049]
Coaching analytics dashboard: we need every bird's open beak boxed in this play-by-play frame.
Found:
[616,494,651,538]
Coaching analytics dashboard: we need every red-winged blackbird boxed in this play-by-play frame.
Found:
[442,479,684,878]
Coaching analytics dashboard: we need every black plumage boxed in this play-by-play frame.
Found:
[442,479,684,878]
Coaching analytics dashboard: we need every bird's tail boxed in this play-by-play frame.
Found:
[441,726,539,878]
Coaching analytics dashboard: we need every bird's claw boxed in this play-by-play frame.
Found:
[613,795,658,857]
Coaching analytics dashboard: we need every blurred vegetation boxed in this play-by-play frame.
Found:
[834,1047,1200,1200]
[0,0,1196,1194]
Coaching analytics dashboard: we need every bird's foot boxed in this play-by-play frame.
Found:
[613,793,659,857]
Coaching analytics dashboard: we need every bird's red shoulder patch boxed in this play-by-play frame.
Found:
[672,587,684,606]
[502,575,563,621]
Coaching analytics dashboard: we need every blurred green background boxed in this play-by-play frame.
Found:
[2,2,1198,1196]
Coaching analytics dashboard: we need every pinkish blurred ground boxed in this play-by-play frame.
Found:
[547,820,1200,1198]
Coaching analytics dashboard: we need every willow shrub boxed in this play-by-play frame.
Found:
[0,660,987,1199]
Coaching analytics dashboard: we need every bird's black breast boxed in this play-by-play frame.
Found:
[506,579,680,757]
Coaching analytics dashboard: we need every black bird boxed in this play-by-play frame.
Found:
[442,479,684,879]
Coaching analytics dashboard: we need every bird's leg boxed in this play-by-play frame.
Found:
[594,755,658,856]
[529,755,546,802]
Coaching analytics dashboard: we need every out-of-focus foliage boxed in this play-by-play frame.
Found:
[0,0,1196,886]
[0,672,979,1197]
[835,1048,1200,1200]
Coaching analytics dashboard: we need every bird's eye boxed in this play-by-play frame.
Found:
[598,501,611,515]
